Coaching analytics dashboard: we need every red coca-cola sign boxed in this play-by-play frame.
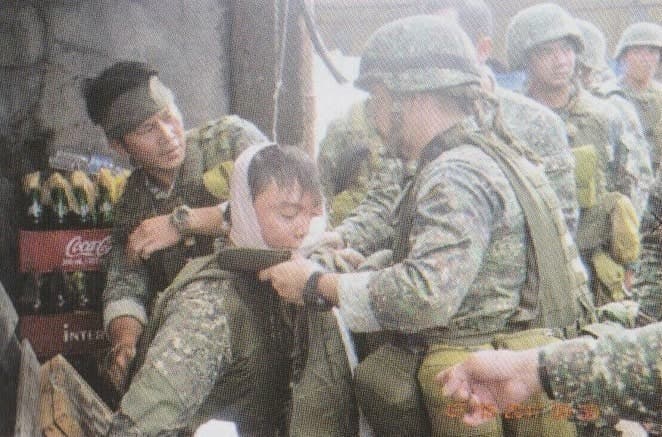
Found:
[64,235,112,259]
[19,229,112,273]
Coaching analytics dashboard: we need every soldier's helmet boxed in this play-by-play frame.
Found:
[576,19,609,73]
[354,15,482,93]
[506,3,584,70]
[613,22,662,60]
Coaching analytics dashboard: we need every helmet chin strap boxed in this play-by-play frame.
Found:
[386,98,408,160]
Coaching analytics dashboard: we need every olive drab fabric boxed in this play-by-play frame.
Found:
[127,252,292,435]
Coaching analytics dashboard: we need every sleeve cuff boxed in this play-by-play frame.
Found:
[337,271,382,332]
[104,298,148,330]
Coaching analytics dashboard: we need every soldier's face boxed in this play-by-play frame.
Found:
[120,104,187,174]
[527,39,576,90]
[622,45,660,83]
[253,180,321,250]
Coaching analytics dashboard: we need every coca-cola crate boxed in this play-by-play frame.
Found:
[19,229,112,273]
[18,311,108,360]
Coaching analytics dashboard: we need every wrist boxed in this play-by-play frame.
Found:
[303,271,334,311]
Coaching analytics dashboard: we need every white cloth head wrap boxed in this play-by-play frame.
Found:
[229,142,273,249]
[229,142,328,250]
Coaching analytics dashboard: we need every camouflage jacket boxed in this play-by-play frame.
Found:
[535,86,644,208]
[606,78,662,171]
[633,172,662,320]
[335,87,581,254]
[318,100,406,240]
[109,255,291,436]
[337,120,555,335]
[594,81,654,217]
[103,116,266,328]
[540,321,662,426]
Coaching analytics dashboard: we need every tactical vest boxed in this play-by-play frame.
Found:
[392,129,594,340]
[113,143,218,294]
[560,89,641,304]
[563,90,615,207]
[624,84,662,169]
[134,252,293,435]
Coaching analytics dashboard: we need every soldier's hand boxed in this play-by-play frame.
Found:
[105,316,143,392]
[127,215,180,263]
[335,248,366,270]
[436,349,541,426]
[258,254,319,305]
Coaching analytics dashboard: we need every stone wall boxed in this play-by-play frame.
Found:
[0,0,232,181]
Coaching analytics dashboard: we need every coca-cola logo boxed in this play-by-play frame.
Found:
[65,235,112,258]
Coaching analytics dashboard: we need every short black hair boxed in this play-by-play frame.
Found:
[82,61,158,126]
[422,0,493,43]
[248,145,321,203]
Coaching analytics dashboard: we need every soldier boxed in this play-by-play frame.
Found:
[633,172,662,323]
[506,4,642,306]
[610,22,662,171]
[576,18,653,219]
[327,1,581,257]
[422,0,579,235]
[317,100,386,227]
[105,143,322,436]
[260,15,593,437]
[82,61,267,393]
[437,321,662,429]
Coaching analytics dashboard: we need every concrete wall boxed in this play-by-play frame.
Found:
[0,1,232,179]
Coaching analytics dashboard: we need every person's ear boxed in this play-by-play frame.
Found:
[475,37,493,64]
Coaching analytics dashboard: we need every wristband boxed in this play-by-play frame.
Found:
[302,271,333,311]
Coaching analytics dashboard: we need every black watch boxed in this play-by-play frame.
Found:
[302,271,334,311]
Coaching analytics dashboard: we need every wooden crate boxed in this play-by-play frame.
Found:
[15,342,113,437]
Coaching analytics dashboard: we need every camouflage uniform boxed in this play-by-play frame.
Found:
[593,82,653,218]
[540,321,662,427]
[333,83,579,256]
[577,19,654,218]
[332,16,593,437]
[106,254,292,436]
[317,98,408,232]
[103,115,266,328]
[633,172,662,320]
[612,22,662,171]
[507,4,643,307]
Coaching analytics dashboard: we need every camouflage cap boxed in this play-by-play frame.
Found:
[614,22,662,60]
[506,3,584,70]
[576,19,609,73]
[355,15,481,93]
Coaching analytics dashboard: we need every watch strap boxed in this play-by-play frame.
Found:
[302,271,333,311]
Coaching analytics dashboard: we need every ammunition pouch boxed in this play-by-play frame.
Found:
[591,251,627,303]
[572,145,599,209]
[418,328,578,437]
[354,342,430,437]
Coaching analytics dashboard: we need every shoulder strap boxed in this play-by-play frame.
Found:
[464,133,595,329]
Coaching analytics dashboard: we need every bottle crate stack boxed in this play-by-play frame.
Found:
[16,169,127,361]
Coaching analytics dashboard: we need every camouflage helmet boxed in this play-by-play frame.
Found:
[354,15,482,93]
[576,19,609,72]
[506,3,584,70]
[613,22,662,60]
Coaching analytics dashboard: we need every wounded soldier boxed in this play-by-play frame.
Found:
[106,143,323,436]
